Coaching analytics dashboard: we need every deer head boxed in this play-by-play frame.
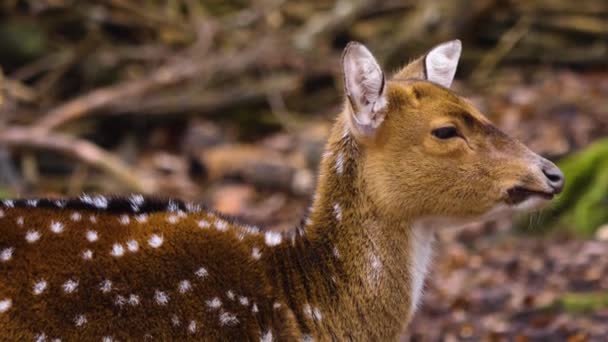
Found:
[340,40,564,225]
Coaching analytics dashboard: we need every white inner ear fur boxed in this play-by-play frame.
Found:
[425,40,462,88]
[342,42,387,135]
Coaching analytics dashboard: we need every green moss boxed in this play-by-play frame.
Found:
[559,292,608,313]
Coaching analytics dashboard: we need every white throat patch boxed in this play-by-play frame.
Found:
[408,224,435,314]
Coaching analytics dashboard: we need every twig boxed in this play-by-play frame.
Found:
[109,74,300,116]
[32,38,273,132]
[0,127,155,194]
[470,15,532,85]
[293,0,370,51]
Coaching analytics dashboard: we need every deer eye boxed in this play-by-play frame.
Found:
[431,126,459,140]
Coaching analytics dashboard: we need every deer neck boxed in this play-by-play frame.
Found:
[269,118,435,340]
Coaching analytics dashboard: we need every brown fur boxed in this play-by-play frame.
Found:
[0,44,562,341]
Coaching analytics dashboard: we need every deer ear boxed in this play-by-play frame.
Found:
[424,40,461,88]
[342,42,387,137]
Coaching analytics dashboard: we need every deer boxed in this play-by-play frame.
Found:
[0,40,564,341]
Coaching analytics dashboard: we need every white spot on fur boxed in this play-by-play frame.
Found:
[252,247,262,260]
[215,219,228,232]
[2,200,14,208]
[166,215,179,224]
[33,280,48,295]
[135,214,148,223]
[198,219,210,229]
[114,295,126,307]
[86,230,98,242]
[126,240,139,252]
[74,314,87,327]
[368,253,383,288]
[302,335,314,342]
[110,243,125,257]
[301,305,321,321]
[188,320,197,334]
[178,280,192,294]
[167,200,179,212]
[35,333,46,342]
[89,215,97,223]
[303,303,312,318]
[16,216,23,226]
[0,209,4,217]
[70,212,81,222]
[118,215,130,225]
[100,280,112,293]
[186,202,201,212]
[273,302,281,309]
[50,221,64,234]
[171,314,180,326]
[335,153,344,174]
[80,194,108,209]
[312,307,322,321]
[148,234,163,248]
[219,311,239,326]
[207,297,222,309]
[238,225,260,240]
[54,200,66,208]
[409,224,435,314]
[0,247,13,262]
[26,199,38,207]
[82,249,93,260]
[264,231,282,246]
[102,337,115,342]
[195,267,208,278]
[128,294,140,306]
[333,246,340,259]
[0,298,12,312]
[62,279,78,293]
[154,290,169,305]
[260,330,273,342]
[238,296,249,306]
[333,203,342,221]
[129,194,144,211]
[342,124,350,140]
[252,303,259,313]
[226,290,235,300]
[26,230,41,243]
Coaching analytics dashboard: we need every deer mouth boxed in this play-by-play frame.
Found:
[505,186,555,205]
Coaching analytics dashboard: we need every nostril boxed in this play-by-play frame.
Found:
[544,171,562,183]
[542,165,565,193]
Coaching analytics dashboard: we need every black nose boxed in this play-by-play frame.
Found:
[542,163,565,194]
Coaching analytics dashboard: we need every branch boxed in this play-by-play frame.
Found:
[33,38,274,132]
[0,127,155,194]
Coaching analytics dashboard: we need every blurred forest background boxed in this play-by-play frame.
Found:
[0,0,607,340]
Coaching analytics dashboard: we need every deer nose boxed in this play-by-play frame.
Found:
[542,162,564,194]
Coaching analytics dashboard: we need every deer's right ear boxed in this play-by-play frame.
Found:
[342,42,387,137]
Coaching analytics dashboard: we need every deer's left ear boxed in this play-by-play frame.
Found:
[424,40,462,88]
[342,42,387,137]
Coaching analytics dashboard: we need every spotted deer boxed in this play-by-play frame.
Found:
[0,40,564,341]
